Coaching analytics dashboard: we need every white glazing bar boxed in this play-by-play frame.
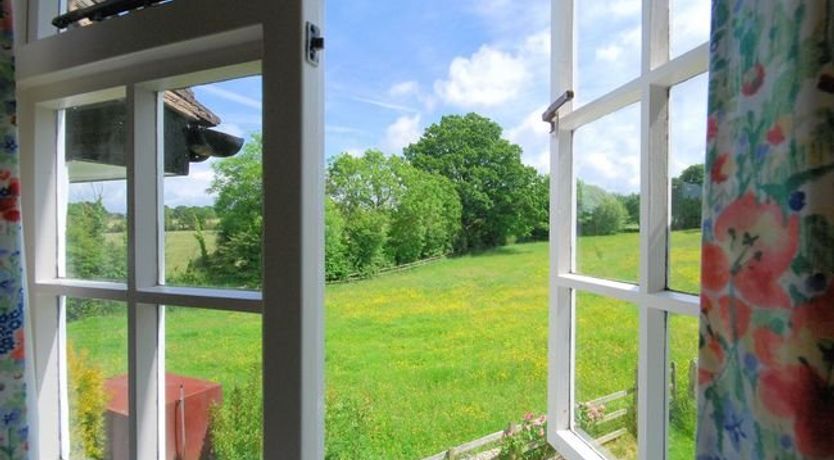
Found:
[261,0,324,457]
[639,0,671,456]
[548,0,575,444]
[20,99,62,457]
[126,85,163,460]
[26,0,59,42]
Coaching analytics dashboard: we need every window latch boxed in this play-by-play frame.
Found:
[541,90,574,133]
[52,0,167,29]
[306,22,325,66]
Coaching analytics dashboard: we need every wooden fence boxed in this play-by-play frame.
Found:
[421,359,698,459]
[326,255,447,285]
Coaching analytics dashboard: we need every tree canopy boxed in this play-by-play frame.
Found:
[404,113,540,250]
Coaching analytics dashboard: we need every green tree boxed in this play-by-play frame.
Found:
[388,160,461,263]
[326,150,461,274]
[65,199,126,320]
[671,164,704,230]
[325,197,350,280]
[615,193,640,226]
[520,172,549,241]
[404,113,537,250]
[206,134,264,287]
[581,194,627,236]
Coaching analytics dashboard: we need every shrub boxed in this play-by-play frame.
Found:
[345,209,390,276]
[324,391,376,459]
[210,365,262,460]
[68,344,108,460]
[580,195,627,236]
[325,197,350,280]
[498,413,554,460]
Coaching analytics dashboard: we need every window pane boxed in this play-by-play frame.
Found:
[576,1,642,105]
[669,74,707,294]
[165,307,262,459]
[64,100,128,282]
[668,313,698,460]
[66,298,128,459]
[574,103,640,284]
[574,292,638,459]
[670,0,711,59]
[162,76,263,290]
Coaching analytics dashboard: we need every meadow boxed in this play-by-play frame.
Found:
[71,231,702,459]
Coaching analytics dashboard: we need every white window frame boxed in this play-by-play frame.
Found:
[17,1,324,459]
[547,1,708,459]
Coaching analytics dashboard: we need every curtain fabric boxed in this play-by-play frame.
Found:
[0,1,26,458]
[697,1,834,458]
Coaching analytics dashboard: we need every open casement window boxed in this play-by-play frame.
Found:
[18,1,324,458]
[548,1,709,459]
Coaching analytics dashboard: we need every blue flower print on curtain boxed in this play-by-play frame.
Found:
[0,0,27,458]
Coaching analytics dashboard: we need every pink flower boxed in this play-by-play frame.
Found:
[707,116,719,141]
[742,63,765,96]
[710,153,731,184]
[766,124,785,145]
[713,193,799,308]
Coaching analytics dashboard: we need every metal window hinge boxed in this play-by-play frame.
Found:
[541,90,574,133]
[306,22,325,66]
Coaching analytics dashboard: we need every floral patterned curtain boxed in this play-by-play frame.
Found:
[697,1,834,458]
[0,0,27,458]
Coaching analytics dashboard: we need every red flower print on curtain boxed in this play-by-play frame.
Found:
[697,1,834,458]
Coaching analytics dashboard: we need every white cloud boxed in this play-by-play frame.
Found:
[389,81,420,98]
[199,85,262,110]
[381,114,422,154]
[595,44,623,62]
[434,45,529,108]
[349,96,418,113]
[326,125,367,135]
[506,107,551,172]
[573,105,642,194]
[344,148,365,157]
[580,0,640,20]
[670,0,711,56]
[213,122,244,138]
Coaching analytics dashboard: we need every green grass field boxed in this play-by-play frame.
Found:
[71,231,701,459]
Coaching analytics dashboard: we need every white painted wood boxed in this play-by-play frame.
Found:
[550,1,709,459]
[649,43,708,88]
[26,0,59,42]
[18,1,319,457]
[20,99,63,458]
[135,286,262,313]
[33,280,128,300]
[126,85,163,460]
[559,78,641,131]
[29,293,61,459]
[18,0,264,85]
[556,274,642,302]
[261,0,324,456]
[551,430,605,460]
[57,296,69,459]
[549,0,576,444]
[639,3,672,457]
[22,36,260,103]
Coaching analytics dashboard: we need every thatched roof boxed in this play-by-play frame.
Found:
[68,0,222,127]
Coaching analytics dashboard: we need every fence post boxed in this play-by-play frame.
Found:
[688,359,697,400]
[670,361,677,397]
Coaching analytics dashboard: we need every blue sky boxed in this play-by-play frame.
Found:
[71,0,711,211]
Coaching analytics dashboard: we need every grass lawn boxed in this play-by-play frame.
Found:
[70,231,701,459]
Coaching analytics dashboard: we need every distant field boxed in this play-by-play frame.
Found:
[73,231,702,459]
[105,230,218,275]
